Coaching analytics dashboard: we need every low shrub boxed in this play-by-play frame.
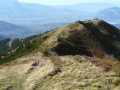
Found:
[89,57,120,73]
[88,59,97,64]
[51,56,62,67]
[103,54,115,60]
[112,64,120,74]
[101,64,112,72]
[73,55,87,62]
[73,55,82,61]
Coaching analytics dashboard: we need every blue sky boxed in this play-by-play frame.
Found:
[19,0,120,5]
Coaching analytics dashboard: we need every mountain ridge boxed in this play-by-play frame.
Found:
[38,19,120,58]
[0,19,120,65]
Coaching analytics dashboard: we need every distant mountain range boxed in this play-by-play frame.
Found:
[59,3,117,12]
[0,0,90,23]
[0,34,6,40]
[0,21,32,38]
[113,24,120,29]
[0,0,120,23]
[96,7,120,23]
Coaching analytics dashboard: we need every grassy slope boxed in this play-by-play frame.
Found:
[0,53,120,89]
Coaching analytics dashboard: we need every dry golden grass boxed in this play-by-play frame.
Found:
[0,53,120,90]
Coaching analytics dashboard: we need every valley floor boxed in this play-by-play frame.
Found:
[0,52,120,90]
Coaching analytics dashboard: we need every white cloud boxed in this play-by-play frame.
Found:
[18,0,120,5]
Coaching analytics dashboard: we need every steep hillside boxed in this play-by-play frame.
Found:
[0,21,32,38]
[1,19,120,65]
[39,19,120,58]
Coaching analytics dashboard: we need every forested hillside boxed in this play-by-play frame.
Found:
[0,35,40,64]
